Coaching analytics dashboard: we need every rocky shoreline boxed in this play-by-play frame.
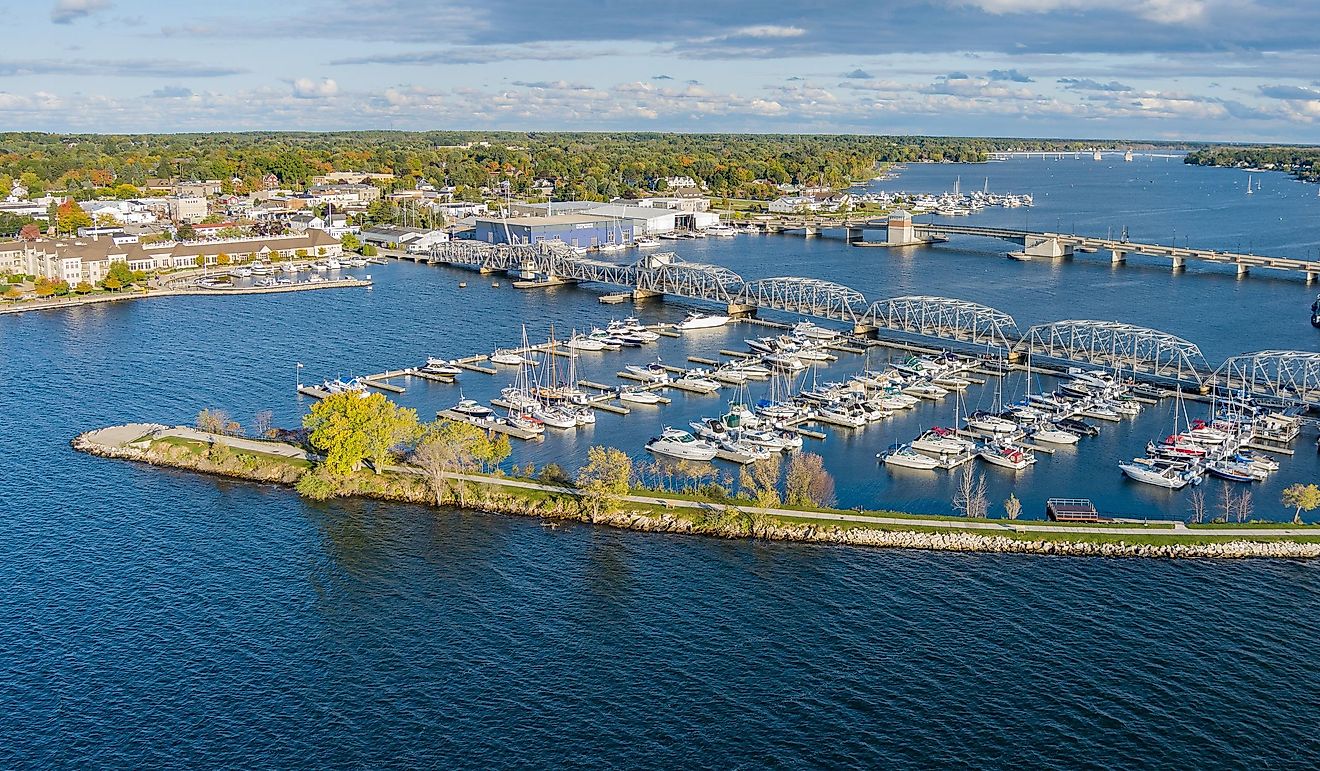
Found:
[72,427,1320,561]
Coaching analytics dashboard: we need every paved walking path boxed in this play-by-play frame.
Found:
[83,425,1316,538]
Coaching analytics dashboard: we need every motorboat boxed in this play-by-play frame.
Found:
[624,363,670,383]
[673,375,721,393]
[619,388,663,405]
[765,353,806,371]
[1120,461,1199,489]
[325,258,342,270]
[902,382,949,400]
[567,335,608,352]
[966,410,1017,434]
[979,441,1036,471]
[1030,425,1080,445]
[676,312,731,330]
[795,347,833,362]
[452,398,494,419]
[742,428,803,451]
[883,444,941,470]
[791,321,839,340]
[754,399,802,421]
[635,236,662,248]
[250,262,271,276]
[1056,417,1099,436]
[423,357,462,376]
[645,427,718,461]
[490,350,530,366]
[1207,460,1256,483]
[815,403,867,428]
[911,427,973,455]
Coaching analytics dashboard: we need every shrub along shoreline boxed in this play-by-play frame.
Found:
[72,422,1320,560]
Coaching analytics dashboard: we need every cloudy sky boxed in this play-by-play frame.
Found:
[7,0,1320,140]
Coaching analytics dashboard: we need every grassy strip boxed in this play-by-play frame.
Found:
[152,436,313,470]
[138,437,1316,546]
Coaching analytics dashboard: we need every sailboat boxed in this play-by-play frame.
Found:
[1246,174,1254,195]
[1024,353,1079,445]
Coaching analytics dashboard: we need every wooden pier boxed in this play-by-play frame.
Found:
[409,370,456,384]
[457,360,499,375]
[435,409,542,440]
[297,385,331,399]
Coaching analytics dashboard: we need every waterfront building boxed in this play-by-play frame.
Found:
[361,225,448,251]
[471,213,636,247]
[0,230,342,283]
[165,195,208,224]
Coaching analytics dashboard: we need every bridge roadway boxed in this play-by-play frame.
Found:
[752,217,1320,280]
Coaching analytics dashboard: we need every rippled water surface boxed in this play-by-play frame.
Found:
[4,157,1320,767]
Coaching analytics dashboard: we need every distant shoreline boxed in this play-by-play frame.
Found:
[73,423,1320,560]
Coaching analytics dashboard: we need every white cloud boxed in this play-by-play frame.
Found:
[51,0,112,24]
[952,0,1212,23]
[731,25,807,39]
[291,77,339,99]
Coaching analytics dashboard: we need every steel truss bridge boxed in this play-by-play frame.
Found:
[423,241,1320,405]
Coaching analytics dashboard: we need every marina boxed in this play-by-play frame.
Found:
[261,156,1320,522]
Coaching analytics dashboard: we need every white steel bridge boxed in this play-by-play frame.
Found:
[422,241,1320,404]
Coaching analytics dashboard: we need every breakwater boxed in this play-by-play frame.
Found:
[73,424,1320,560]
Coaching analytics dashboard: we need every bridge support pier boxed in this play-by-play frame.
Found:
[802,226,819,237]
[479,266,498,275]
[1171,256,1185,271]
[1110,249,1126,264]
[852,323,878,338]
[1235,262,1250,277]
[1022,235,1071,259]
[845,227,863,244]
[631,288,662,301]
[726,303,757,318]
[1308,272,1317,285]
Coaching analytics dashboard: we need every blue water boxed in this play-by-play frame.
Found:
[4,157,1320,767]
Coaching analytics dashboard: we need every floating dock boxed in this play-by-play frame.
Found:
[435,410,542,440]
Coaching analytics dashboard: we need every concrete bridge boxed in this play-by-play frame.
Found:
[749,214,1320,281]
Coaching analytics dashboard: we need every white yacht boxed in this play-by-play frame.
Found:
[646,428,719,461]
[883,445,941,470]
[966,410,1017,434]
[911,427,973,455]
[978,441,1036,470]
[490,350,530,366]
[1119,461,1196,489]
[619,388,663,405]
[423,358,462,376]
[1030,425,1080,445]
[452,398,494,419]
[634,236,662,248]
[567,335,607,352]
[676,312,731,330]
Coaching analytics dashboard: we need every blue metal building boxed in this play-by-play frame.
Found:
[471,213,635,248]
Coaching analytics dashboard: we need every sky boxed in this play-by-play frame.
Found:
[5,0,1320,141]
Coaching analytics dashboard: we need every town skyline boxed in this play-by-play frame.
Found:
[8,0,1320,142]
